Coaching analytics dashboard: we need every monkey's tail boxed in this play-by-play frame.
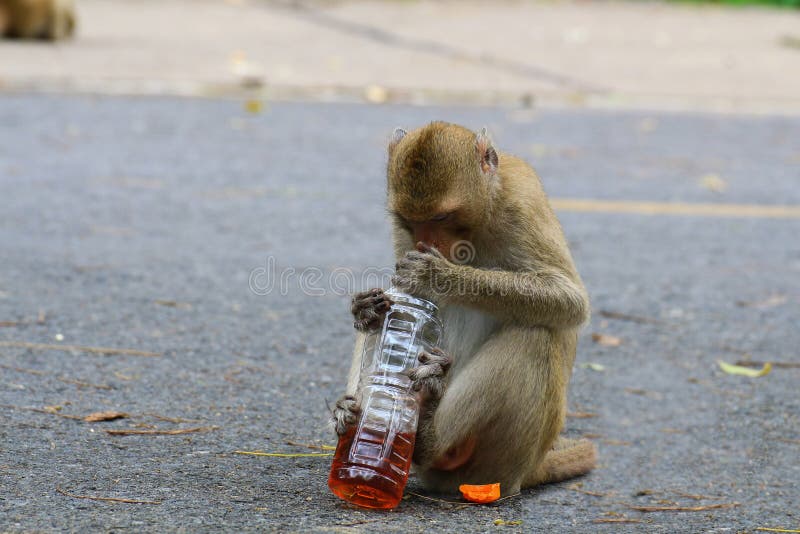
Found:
[527,437,597,486]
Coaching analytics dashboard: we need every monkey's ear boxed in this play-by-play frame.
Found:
[476,127,499,175]
[388,128,407,155]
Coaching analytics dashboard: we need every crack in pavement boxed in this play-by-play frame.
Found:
[271,0,607,95]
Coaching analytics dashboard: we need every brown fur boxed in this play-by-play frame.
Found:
[389,122,594,495]
[1,0,75,40]
[333,121,596,497]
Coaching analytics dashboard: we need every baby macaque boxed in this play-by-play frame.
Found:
[333,122,596,495]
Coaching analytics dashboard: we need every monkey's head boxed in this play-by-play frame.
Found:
[386,122,499,262]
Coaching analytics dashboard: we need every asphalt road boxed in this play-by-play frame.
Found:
[1,95,798,532]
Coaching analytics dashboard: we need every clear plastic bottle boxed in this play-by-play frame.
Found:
[328,288,443,509]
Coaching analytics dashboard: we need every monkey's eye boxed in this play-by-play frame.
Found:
[430,212,452,222]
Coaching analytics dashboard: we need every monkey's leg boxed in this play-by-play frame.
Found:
[414,326,568,496]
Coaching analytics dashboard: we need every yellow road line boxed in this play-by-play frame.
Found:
[551,198,800,219]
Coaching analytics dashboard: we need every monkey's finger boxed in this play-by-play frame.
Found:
[419,350,452,370]
[335,395,359,410]
[416,242,445,260]
[409,363,445,381]
[412,376,446,399]
[403,251,427,262]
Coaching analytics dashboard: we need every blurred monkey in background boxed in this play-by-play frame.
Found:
[0,0,75,41]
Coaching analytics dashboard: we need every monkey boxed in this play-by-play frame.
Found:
[0,0,75,41]
[332,122,596,497]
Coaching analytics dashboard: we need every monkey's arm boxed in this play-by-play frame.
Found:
[330,332,364,435]
[451,265,589,329]
[395,248,588,330]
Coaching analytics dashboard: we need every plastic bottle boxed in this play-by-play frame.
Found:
[328,288,443,509]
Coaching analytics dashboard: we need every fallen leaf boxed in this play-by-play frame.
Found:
[627,502,739,512]
[364,84,388,104]
[43,405,62,413]
[493,519,522,526]
[56,486,161,505]
[567,411,599,418]
[84,411,128,422]
[591,333,621,347]
[285,440,336,451]
[580,362,606,372]
[233,450,331,457]
[736,295,787,308]
[736,360,800,369]
[460,483,501,504]
[717,360,772,378]
[699,173,727,193]
[106,426,217,436]
[244,100,263,114]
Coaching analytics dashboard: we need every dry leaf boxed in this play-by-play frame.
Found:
[494,519,523,526]
[84,411,128,422]
[736,295,787,308]
[364,84,388,104]
[567,411,599,418]
[250,452,330,458]
[699,173,727,193]
[717,360,772,378]
[106,426,217,436]
[591,333,621,347]
[244,100,263,114]
[580,362,606,372]
[627,502,739,512]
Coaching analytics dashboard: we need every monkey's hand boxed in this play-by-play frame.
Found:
[393,243,453,302]
[330,394,360,436]
[409,347,451,401]
[351,288,393,331]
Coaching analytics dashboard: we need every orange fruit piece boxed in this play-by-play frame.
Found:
[459,483,501,504]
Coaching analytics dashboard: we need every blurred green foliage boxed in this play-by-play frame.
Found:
[668,0,800,6]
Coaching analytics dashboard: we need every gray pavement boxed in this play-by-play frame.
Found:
[1,95,799,532]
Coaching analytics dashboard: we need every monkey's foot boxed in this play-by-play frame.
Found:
[331,395,360,436]
[409,347,451,400]
[351,288,393,331]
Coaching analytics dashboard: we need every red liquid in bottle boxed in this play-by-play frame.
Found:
[328,425,417,509]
